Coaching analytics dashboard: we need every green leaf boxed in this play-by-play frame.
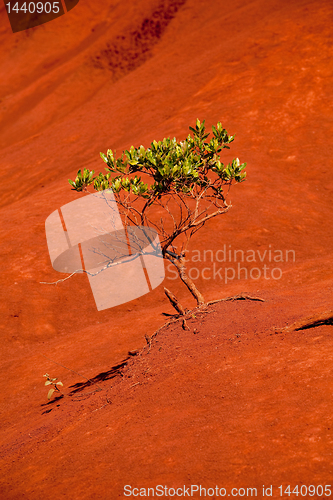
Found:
[47,388,55,400]
[100,152,108,163]
[45,380,52,386]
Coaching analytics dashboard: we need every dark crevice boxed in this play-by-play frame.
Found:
[295,315,333,331]
[91,0,187,79]
[276,310,333,333]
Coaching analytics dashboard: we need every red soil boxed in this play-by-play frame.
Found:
[0,0,332,498]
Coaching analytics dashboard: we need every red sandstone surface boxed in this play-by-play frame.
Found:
[0,0,332,498]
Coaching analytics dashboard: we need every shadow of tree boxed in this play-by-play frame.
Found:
[67,356,131,395]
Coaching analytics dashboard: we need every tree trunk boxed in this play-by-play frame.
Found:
[165,253,205,306]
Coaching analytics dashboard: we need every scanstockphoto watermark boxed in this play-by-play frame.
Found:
[167,245,296,283]
[124,484,259,497]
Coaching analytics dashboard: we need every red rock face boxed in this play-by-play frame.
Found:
[0,0,332,498]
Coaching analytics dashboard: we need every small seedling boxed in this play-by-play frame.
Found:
[43,373,64,400]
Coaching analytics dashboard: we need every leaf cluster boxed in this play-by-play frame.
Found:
[68,120,246,198]
[68,168,94,192]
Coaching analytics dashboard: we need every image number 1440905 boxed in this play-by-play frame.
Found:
[4,0,80,32]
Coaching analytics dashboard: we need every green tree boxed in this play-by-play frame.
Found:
[69,119,246,307]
